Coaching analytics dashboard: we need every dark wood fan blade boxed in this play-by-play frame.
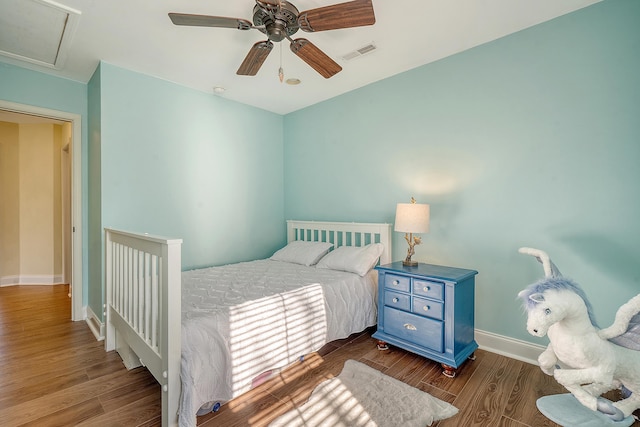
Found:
[290,39,342,79]
[298,0,375,32]
[237,41,274,76]
[168,13,252,30]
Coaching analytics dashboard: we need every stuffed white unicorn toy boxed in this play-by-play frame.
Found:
[518,247,640,424]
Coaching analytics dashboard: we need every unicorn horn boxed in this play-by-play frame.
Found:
[519,247,561,278]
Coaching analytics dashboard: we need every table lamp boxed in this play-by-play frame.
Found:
[394,197,430,266]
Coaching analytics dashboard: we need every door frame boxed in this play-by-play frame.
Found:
[0,100,83,321]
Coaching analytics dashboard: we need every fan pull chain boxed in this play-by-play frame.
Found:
[278,43,284,83]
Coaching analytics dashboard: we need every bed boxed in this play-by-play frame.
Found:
[104,220,392,427]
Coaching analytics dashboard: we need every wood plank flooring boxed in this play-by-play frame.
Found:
[0,285,161,426]
[1,284,638,426]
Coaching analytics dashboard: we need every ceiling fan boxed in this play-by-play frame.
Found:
[168,0,375,79]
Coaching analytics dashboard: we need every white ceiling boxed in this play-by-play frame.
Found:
[0,0,601,115]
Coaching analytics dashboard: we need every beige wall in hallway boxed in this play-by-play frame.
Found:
[0,121,21,279]
[0,121,63,285]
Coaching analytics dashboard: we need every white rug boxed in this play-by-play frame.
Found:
[269,359,458,427]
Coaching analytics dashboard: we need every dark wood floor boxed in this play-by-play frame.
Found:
[1,285,638,426]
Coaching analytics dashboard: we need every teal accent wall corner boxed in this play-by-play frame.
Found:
[89,62,285,321]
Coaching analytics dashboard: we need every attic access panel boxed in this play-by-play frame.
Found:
[0,0,80,69]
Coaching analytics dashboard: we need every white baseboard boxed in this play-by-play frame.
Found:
[86,305,105,341]
[0,275,64,286]
[475,328,545,366]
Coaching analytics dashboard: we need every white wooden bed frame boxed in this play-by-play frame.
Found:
[104,220,392,427]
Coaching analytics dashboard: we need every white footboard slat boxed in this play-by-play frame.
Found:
[105,229,182,427]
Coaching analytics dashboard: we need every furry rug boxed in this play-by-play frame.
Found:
[269,359,458,427]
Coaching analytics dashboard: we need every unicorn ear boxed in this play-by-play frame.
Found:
[529,293,545,303]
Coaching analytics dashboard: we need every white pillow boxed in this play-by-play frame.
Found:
[316,243,384,276]
[270,241,334,266]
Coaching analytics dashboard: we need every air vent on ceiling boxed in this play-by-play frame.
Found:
[342,43,377,61]
[0,0,81,69]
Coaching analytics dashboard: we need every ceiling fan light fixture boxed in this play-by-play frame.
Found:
[285,78,301,85]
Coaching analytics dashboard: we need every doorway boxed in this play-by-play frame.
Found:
[0,100,83,321]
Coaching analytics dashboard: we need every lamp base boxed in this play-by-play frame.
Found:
[402,260,418,267]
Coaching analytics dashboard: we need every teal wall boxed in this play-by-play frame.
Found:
[89,62,285,320]
[283,0,640,344]
[0,62,89,306]
[87,64,102,317]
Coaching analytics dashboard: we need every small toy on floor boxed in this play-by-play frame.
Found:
[518,247,640,427]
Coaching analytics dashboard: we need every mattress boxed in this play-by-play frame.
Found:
[178,259,378,427]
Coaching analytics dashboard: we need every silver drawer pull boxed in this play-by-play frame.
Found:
[423,286,430,292]
[392,297,399,303]
[423,305,430,311]
[403,323,417,331]
[393,280,400,286]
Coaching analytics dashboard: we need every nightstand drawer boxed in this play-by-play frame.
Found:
[384,274,410,293]
[383,306,443,353]
[384,291,410,311]
[412,297,444,320]
[413,279,444,301]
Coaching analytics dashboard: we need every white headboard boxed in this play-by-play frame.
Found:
[286,220,392,265]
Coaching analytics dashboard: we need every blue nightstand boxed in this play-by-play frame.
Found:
[372,262,478,377]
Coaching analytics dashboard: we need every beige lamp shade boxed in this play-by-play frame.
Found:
[394,203,430,233]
